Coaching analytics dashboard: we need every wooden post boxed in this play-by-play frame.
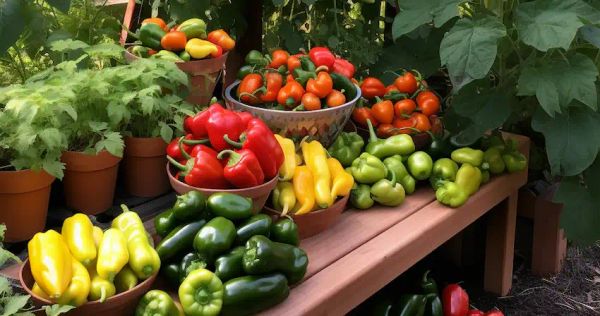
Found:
[531,198,567,275]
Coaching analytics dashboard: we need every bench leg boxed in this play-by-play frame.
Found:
[531,199,567,276]
[484,190,517,295]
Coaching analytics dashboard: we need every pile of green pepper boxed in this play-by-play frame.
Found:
[139,190,307,316]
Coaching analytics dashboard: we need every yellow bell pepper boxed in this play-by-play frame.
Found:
[115,265,138,293]
[295,153,303,165]
[92,226,103,248]
[32,283,50,300]
[302,140,333,208]
[112,205,161,279]
[88,269,116,303]
[56,258,91,307]
[272,181,296,216]
[327,158,355,200]
[185,38,217,59]
[28,230,72,299]
[293,166,316,215]
[274,135,297,181]
[62,214,97,266]
[96,228,129,282]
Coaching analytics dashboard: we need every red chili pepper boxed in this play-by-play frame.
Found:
[237,73,264,105]
[166,135,207,162]
[306,71,333,98]
[332,58,355,79]
[467,310,485,316]
[442,284,469,316]
[308,47,335,69]
[188,103,224,139]
[218,149,265,188]
[224,118,284,180]
[269,49,290,69]
[260,72,284,102]
[236,111,254,128]
[206,109,244,151]
[167,151,229,189]
[360,77,386,99]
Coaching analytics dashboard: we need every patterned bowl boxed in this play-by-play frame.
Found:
[224,81,361,147]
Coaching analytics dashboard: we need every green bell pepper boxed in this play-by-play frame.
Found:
[427,131,455,160]
[244,50,268,67]
[235,214,272,245]
[237,65,255,80]
[451,147,484,167]
[173,191,208,221]
[194,217,236,263]
[398,294,427,316]
[435,182,469,208]
[178,18,207,39]
[455,163,482,196]
[151,50,183,62]
[383,155,416,194]
[242,235,308,285]
[154,208,178,238]
[328,132,365,167]
[139,23,166,50]
[214,246,245,282]
[207,193,253,220]
[330,72,357,100]
[131,45,152,58]
[484,147,506,174]
[429,158,459,190]
[503,151,527,173]
[421,270,438,294]
[160,262,182,288]
[366,119,416,159]
[270,218,300,246]
[220,274,289,316]
[179,51,191,62]
[180,252,208,282]
[481,168,490,184]
[407,151,433,181]
[136,289,180,316]
[350,152,387,184]
[350,183,375,209]
[178,269,223,316]
[425,293,443,316]
[370,170,406,207]
[156,219,207,261]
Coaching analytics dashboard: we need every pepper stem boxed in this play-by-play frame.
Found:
[366,119,379,143]
[217,149,241,166]
[388,169,397,187]
[120,204,130,213]
[178,137,192,160]
[99,287,106,303]
[315,65,329,73]
[223,134,243,149]
[167,155,187,170]
[182,138,209,145]
[281,204,289,217]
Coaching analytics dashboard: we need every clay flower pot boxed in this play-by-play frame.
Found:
[0,169,54,242]
[123,137,170,197]
[61,150,121,215]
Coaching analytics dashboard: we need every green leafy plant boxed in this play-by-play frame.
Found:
[0,224,34,316]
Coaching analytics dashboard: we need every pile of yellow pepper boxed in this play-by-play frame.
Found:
[273,135,355,215]
[28,206,160,306]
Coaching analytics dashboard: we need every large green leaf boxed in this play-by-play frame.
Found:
[0,0,27,53]
[440,15,506,92]
[518,54,598,117]
[531,105,600,176]
[391,0,463,40]
[46,0,71,12]
[580,25,600,48]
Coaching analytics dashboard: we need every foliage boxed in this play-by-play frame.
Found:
[0,224,34,316]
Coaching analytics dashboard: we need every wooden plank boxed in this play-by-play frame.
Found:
[531,198,567,275]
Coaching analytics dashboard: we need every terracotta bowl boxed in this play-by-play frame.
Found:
[167,163,278,213]
[263,195,349,239]
[356,125,432,151]
[20,260,157,316]
[224,81,362,147]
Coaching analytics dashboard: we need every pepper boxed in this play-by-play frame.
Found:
[361,77,386,99]
[274,135,296,180]
[326,89,347,107]
[427,131,455,160]
[383,155,416,194]
[372,98,395,125]
[214,247,245,282]
[398,294,427,316]
[455,163,482,196]
[260,72,284,103]
[237,73,264,105]
[370,170,406,207]
[156,220,206,262]
[207,193,253,220]
[194,217,236,262]
[272,181,296,216]
[161,31,187,52]
[406,151,433,181]
[467,310,485,316]
[188,103,225,139]
[328,132,364,167]
[139,23,166,50]
[207,29,235,51]
[442,284,469,316]
[178,269,223,316]
[131,45,152,58]
[309,46,335,69]
[136,290,181,316]
[292,166,316,215]
[350,184,375,209]
[161,262,182,288]
[180,252,208,281]
[242,235,308,284]
[142,17,167,31]
[451,147,485,167]
[245,50,269,67]
[350,152,387,184]
[331,72,357,100]
[96,228,129,282]
[332,58,355,79]
[180,50,191,61]
[306,71,333,98]
[481,168,490,184]
[421,270,438,294]
[62,213,96,266]
[32,283,50,300]
[173,191,207,222]
[218,149,264,188]
[236,111,254,128]
[112,205,161,279]
[185,38,218,59]
[302,140,333,208]
[503,151,527,173]
[366,119,416,159]
[328,157,355,199]
[56,258,90,307]
[425,293,443,316]
[237,65,255,80]
[220,274,289,316]
[166,136,208,163]
[177,18,207,39]
[435,182,469,208]
[168,150,229,189]
[270,218,300,246]
[92,226,103,247]
[115,265,138,293]
[277,79,305,107]
[483,148,506,174]
[429,158,459,190]
[88,270,116,303]
[235,214,272,245]
[154,208,179,238]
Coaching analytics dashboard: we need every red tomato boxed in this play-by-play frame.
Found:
[394,71,418,94]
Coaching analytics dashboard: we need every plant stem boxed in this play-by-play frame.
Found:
[333,0,340,37]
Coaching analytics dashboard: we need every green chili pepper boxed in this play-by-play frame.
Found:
[455,163,482,196]
[139,23,166,50]
[484,147,506,174]
[156,220,206,261]
[350,184,375,209]
[398,294,427,316]
[366,119,415,159]
[214,246,245,282]
[235,214,272,245]
[242,235,308,285]
[502,151,527,173]
[178,269,223,316]
[173,191,208,221]
[350,152,387,184]
[425,293,443,316]
[179,50,191,62]
[270,218,300,246]
[383,155,416,194]
[194,217,236,263]
[154,208,178,238]
[435,182,469,208]
[451,147,484,167]
[407,151,433,181]
[237,65,255,80]
[328,132,365,167]
[207,193,253,220]
[220,274,289,316]
[136,289,180,316]
[421,270,438,294]
[245,50,268,67]
[370,170,406,207]
[330,72,357,100]
[429,158,459,190]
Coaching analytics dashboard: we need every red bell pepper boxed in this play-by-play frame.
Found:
[467,310,485,316]
[166,135,208,162]
[360,77,386,99]
[308,47,335,69]
[190,144,218,159]
[224,118,284,180]
[484,310,504,316]
[188,103,224,139]
[236,111,254,128]
[218,149,265,188]
[167,150,229,189]
[206,109,244,151]
[332,58,355,79]
[442,284,469,316]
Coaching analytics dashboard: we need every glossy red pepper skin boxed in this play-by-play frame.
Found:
[218,149,265,188]
[236,111,254,128]
[168,151,229,189]
[189,103,225,139]
[207,110,244,151]
[360,77,386,99]
[190,144,218,159]
[484,310,504,316]
[166,135,203,162]
[442,284,469,316]
[467,311,484,316]
[332,58,355,79]
[260,72,284,102]
[308,47,335,69]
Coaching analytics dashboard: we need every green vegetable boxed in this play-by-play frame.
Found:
[429,158,459,190]
[220,274,290,316]
[270,218,300,246]
[481,168,490,184]
[131,45,152,58]
[242,235,308,285]
[398,294,426,316]
[421,270,438,294]
[207,193,253,220]
[328,132,365,167]
[350,152,387,184]
[244,50,268,67]
[455,163,482,196]
[178,269,223,316]
[370,170,406,207]
[235,214,272,245]
[503,151,527,173]
[383,155,416,194]
[407,151,434,181]
[151,50,183,62]
[136,289,180,316]
[484,148,506,174]
[425,293,443,316]
[330,72,357,100]
[178,18,208,39]
[160,262,181,288]
[214,246,245,282]
[435,182,468,208]
[180,252,207,282]
[139,23,166,50]
[451,147,484,167]
[427,131,454,160]
[173,191,208,221]
[350,184,375,209]
[237,65,255,80]
[154,208,178,238]
[194,217,236,263]
[179,51,191,62]
[156,220,206,261]
[366,119,415,159]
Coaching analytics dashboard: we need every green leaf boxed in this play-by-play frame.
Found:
[515,0,585,51]
[517,54,598,116]
[88,121,108,132]
[42,160,65,180]
[0,0,27,53]
[580,25,600,49]
[44,304,76,316]
[49,39,89,53]
[159,122,173,143]
[1,294,31,316]
[440,15,506,91]
[0,248,21,267]
[95,132,123,158]
[46,0,71,12]
[531,105,600,176]
[39,128,63,150]
[279,21,304,53]
[391,0,463,40]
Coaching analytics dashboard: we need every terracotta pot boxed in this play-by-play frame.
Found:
[264,195,349,239]
[123,137,170,197]
[20,260,157,316]
[0,169,54,242]
[61,151,121,215]
[167,163,278,213]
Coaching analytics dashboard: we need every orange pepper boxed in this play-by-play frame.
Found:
[160,31,187,52]
[237,74,263,105]
[394,99,416,117]
[326,89,346,107]
[277,79,305,108]
[269,49,290,69]
[411,112,431,132]
[298,92,321,111]
[207,29,236,51]
[377,123,396,138]
[371,98,394,124]
[142,17,167,31]
[306,71,333,98]
[386,84,399,94]
[287,55,301,73]
[260,72,284,103]
[393,118,417,134]
[352,107,378,128]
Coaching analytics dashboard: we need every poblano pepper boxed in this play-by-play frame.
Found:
[220,274,289,316]
[207,193,253,220]
[407,151,433,181]
[328,132,365,167]
[235,214,272,245]
[242,235,308,285]
[194,217,236,263]
[455,163,482,196]
[425,293,443,316]
[173,190,208,221]
[156,220,206,262]
[154,208,179,238]
[136,289,180,316]
[350,184,375,209]
[383,155,416,194]
[398,294,427,316]
[214,247,245,282]
[366,119,415,159]
[178,269,223,316]
[429,158,458,190]
[350,152,387,184]
[451,147,484,167]
[370,170,406,206]
[180,252,208,282]
[161,262,181,288]
[435,182,469,208]
[503,151,527,173]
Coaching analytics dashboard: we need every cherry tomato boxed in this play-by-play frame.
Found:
[411,112,431,132]
[394,99,416,117]
[326,89,346,107]
[394,71,418,94]
[416,90,437,105]
[371,99,394,124]
[386,84,399,94]
[417,91,440,116]
[352,107,378,128]
[300,92,321,111]
[269,49,290,68]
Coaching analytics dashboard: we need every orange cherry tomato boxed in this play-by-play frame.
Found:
[386,84,399,94]
[352,107,378,128]
[371,99,394,124]
[393,118,416,134]
[142,17,167,31]
[394,71,419,94]
[287,55,301,73]
[300,92,322,111]
[269,49,290,69]
[417,91,441,116]
[411,113,431,132]
[160,31,187,52]
[416,90,437,105]
[394,99,416,118]
[326,89,346,107]
[377,123,396,138]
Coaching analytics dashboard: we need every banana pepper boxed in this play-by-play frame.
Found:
[56,258,91,307]
[115,265,138,293]
[272,181,296,216]
[28,230,72,299]
[274,135,296,181]
[327,157,354,200]
[293,166,315,215]
[302,140,333,208]
[62,213,96,266]
[455,163,482,196]
[89,269,116,303]
[185,38,218,59]
[97,228,129,282]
